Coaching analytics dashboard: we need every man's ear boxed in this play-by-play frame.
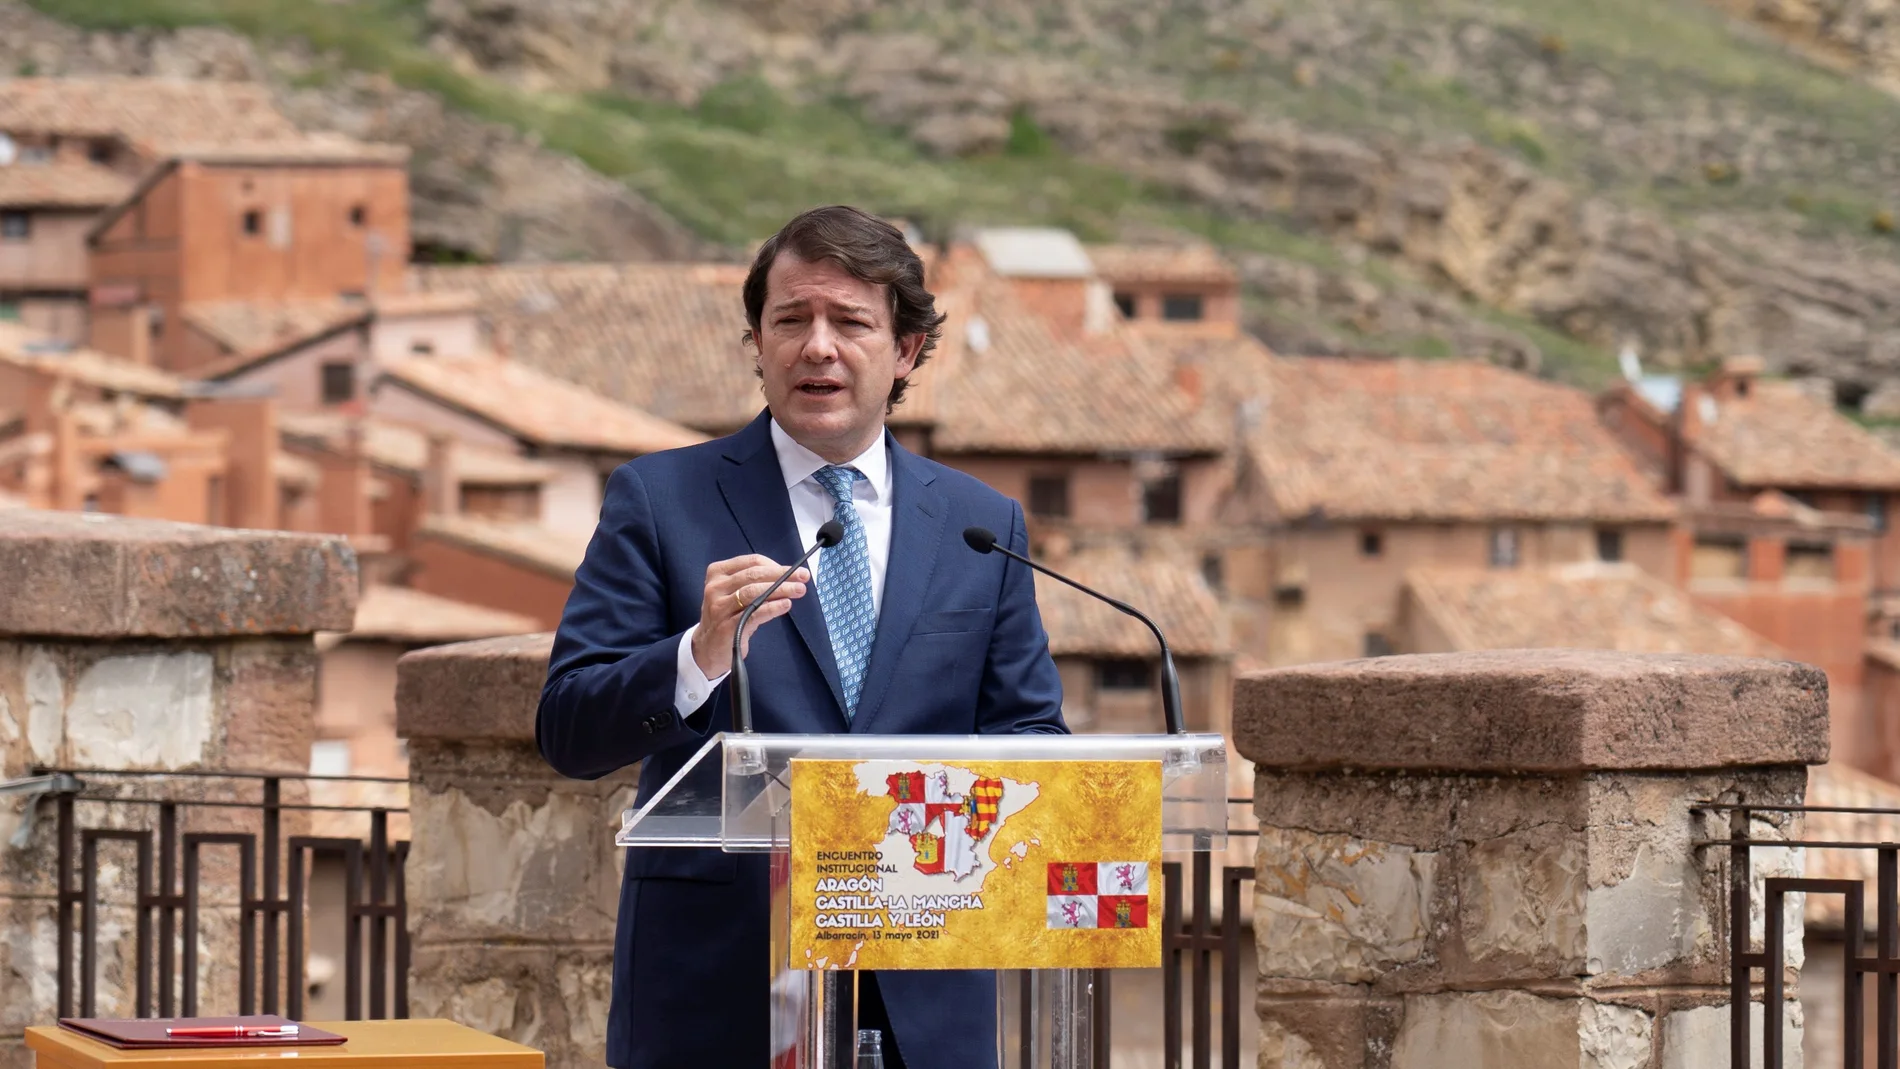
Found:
[895,332,926,376]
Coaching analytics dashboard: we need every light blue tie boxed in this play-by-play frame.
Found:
[812,465,877,720]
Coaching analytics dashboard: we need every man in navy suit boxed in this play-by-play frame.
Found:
[538,205,1067,1069]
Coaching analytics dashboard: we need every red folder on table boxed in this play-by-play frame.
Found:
[56,1015,347,1049]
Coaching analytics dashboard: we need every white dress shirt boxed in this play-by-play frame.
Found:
[673,419,895,714]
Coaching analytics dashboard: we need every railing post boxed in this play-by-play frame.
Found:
[1730,806,1751,1067]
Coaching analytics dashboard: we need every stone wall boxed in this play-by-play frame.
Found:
[396,632,633,1069]
[1234,649,1827,1069]
[0,511,356,1069]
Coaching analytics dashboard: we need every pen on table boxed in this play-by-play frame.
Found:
[164,1025,300,1038]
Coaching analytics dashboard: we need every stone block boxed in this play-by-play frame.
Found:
[1255,828,1437,984]
[218,639,319,771]
[1389,991,1581,1068]
[64,651,214,770]
[1235,650,1827,772]
[0,511,356,638]
[1660,1002,1803,1069]
[1458,825,1586,973]
[1256,992,1402,1069]
[406,739,632,945]
[408,943,611,1069]
[397,633,553,743]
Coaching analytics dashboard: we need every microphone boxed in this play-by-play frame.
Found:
[732,519,844,733]
[963,526,1185,736]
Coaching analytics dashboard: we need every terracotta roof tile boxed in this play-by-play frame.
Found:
[377,353,706,457]
[0,159,132,208]
[1804,763,1900,929]
[1404,563,1782,656]
[929,274,1226,456]
[414,515,588,579]
[328,584,538,645]
[0,322,185,399]
[410,263,760,433]
[1085,244,1237,287]
[1689,380,1900,490]
[277,411,556,485]
[1249,357,1678,523]
[0,78,303,155]
[184,300,369,360]
[165,137,408,167]
[1036,546,1230,658]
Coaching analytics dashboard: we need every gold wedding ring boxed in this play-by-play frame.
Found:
[733,590,749,611]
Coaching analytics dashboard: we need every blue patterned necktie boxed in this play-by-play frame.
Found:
[812,465,877,719]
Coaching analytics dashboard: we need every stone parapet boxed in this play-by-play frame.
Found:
[1235,650,1819,1069]
[0,510,357,638]
[397,633,630,1069]
[0,513,358,1069]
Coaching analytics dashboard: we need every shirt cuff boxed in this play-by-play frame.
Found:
[674,623,730,717]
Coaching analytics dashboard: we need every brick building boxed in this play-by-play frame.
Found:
[1222,355,1681,666]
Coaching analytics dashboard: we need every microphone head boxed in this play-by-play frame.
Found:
[962,526,998,554]
[816,519,845,548]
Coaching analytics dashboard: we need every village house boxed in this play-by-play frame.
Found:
[0,78,331,344]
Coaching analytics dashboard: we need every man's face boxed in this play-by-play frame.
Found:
[755,252,923,462]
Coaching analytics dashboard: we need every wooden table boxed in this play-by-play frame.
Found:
[25,1020,543,1068]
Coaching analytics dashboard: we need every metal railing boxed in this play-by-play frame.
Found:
[7,767,411,1022]
[1696,799,1900,1068]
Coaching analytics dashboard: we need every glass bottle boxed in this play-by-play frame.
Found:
[855,1028,885,1068]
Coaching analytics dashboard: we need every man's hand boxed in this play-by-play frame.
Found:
[691,554,810,679]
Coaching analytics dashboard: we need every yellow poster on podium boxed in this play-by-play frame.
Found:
[787,758,1163,970]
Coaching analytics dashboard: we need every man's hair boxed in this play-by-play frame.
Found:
[743,205,945,412]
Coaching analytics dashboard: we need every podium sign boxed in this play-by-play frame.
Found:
[786,758,1163,970]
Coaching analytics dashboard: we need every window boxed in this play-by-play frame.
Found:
[1272,583,1305,609]
[1096,659,1154,691]
[0,212,29,241]
[1489,527,1520,568]
[241,209,262,236]
[1200,552,1224,593]
[1360,530,1383,557]
[1142,470,1183,524]
[1113,292,1137,319]
[1363,633,1395,658]
[1161,293,1204,321]
[19,145,50,164]
[0,302,17,323]
[309,739,352,778]
[88,141,112,165]
[1596,527,1624,563]
[1028,473,1070,519]
[320,362,356,405]
[1786,541,1835,582]
[205,475,225,527]
[410,339,435,355]
[349,204,368,227]
[1690,535,1748,581]
[1869,494,1888,534]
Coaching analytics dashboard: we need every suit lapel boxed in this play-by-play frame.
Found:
[715,413,847,722]
[850,439,947,733]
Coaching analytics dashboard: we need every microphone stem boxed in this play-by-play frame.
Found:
[986,542,1187,736]
[731,537,831,733]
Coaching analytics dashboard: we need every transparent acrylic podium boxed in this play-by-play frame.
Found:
[616,731,1227,1069]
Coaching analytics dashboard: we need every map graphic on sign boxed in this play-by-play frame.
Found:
[787,757,1164,971]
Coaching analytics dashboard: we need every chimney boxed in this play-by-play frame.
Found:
[423,431,457,517]
[316,421,375,536]
[49,380,84,512]
[1174,358,1204,408]
[186,395,279,529]
[1715,354,1764,401]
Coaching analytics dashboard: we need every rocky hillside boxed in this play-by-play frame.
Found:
[12,0,1900,400]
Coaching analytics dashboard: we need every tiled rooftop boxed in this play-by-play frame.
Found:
[0,322,185,400]
[1405,562,1781,656]
[1035,546,1230,658]
[184,300,370,362]
[928,274,1227,456]
[325,584,538,646]
[1085,243,1237,287]
[277,411,556,486]
[0,78,305,155]
[165,137,409,167]
[1247,357,1678,523]
[1688,380,1900,491]
[1805,762,1900,929]
[415,514,590,579]
[0,159,133,209]
[410,263,761,433]
[378,353,707,457]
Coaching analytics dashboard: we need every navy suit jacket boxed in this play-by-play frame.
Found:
[538,411,1067,1069]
